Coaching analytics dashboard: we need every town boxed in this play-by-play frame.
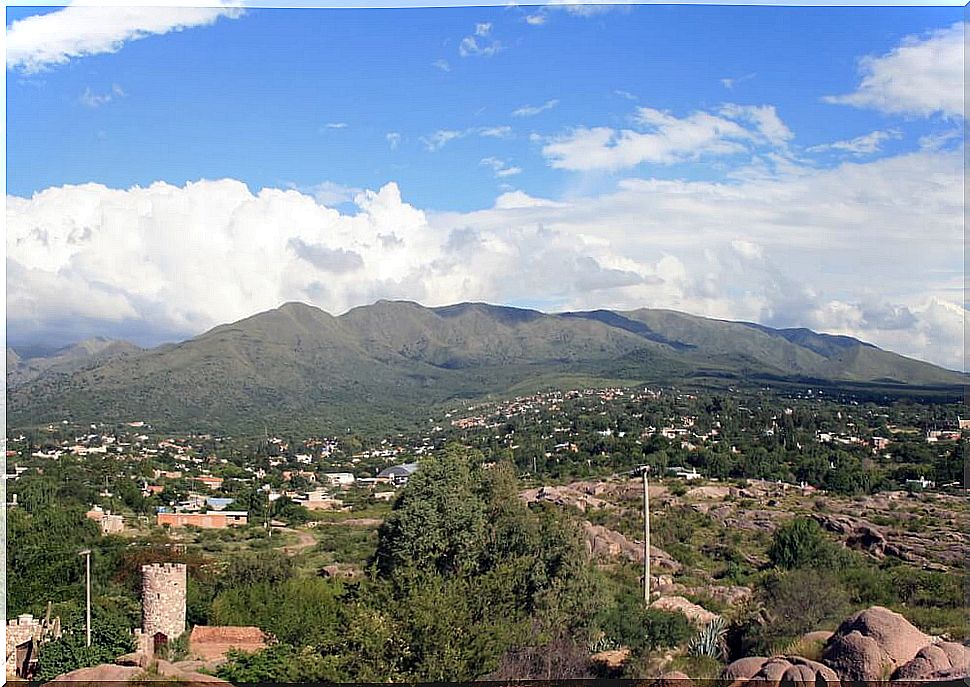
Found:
[5,383,968,682]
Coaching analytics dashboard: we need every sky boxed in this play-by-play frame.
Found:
[5,2,966,371]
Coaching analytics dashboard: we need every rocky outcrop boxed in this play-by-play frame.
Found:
[581,521,682,572]
[822,606,931,681]
[892,642,970,681]
[649,596,719,628]
[722,655,839,686]
[46,661,230,685]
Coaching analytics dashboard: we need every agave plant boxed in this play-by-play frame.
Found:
[687,616,728,660]
[587,634,620,653]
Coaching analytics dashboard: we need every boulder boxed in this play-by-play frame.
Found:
[655,669,693,686]
[649,596,719,628]
[822,606,931,681]
[581,521,682,572]
[722,655,839,686]
[892,642,970,681]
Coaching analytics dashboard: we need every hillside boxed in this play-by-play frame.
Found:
[7,300,965,433]
[6,337,143,389]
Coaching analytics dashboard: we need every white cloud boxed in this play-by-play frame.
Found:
[421,126,512,151]
[305,181,362,206]
[525,14,547,26]
[421,129,466,151]
[7,149,964,370]
[80,83,124,108]
[543,104,789,172]
[432,59,450,72]
[808,129,902,156]
[459,23,502,58]
[720,73,755,90]
[7,4,243,73]
[323,122,348,129]
[481,157,522,178]
[512,99,559,117]
[824,21,964,119]
[386,132,402,150]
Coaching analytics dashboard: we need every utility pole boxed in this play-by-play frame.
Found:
[642,468,651,603]
[79,549,92,647]
[631,465,652,603]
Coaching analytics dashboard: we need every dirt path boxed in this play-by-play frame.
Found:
[274,527,317,555]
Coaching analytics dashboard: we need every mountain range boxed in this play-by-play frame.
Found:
[6,300,965,434]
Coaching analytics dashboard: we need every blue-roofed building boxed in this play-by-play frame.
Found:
[377,463,419,486]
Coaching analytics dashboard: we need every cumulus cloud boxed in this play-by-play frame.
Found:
[7,146,964,370]
[823,21,964,118]
[386,132,402,150]
[543,104,790,172]
[808,129,902,156]
[7,4,243,73]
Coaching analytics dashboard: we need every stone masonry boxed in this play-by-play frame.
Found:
[141,563,187,642]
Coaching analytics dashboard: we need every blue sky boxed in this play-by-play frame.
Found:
[7,5,961,209]
[5,4,966,370]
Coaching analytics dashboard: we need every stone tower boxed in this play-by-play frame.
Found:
[141,563,186,641]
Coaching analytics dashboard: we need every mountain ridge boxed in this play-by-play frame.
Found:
[7,300,965,433]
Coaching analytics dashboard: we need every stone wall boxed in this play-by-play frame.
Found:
[141,563,186,641]
[5,614,41,677]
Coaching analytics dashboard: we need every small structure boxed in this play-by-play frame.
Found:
[377,463,419,486]
[85,505,125,534]
[136,563,187,656]
[667,466,702,481]
[905,476,935,490]
[188,626,268,662]
[157,511,248,528]
[321,473,355,488]
[5,611,61,679]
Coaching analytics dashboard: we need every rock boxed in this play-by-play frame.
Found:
[892,642,970,681]
[649,596,719,628]
[590,647,630,670]
[722,655,839,686]
[822,606,931,681]
[801,630,834,644]
[655,669,694,686]
[114,653,148,667]
[46,660,232,685]
[581,521,682,572]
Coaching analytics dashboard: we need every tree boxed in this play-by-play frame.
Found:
[767,517,826,570]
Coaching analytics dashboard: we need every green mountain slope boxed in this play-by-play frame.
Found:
[7,300,965,433]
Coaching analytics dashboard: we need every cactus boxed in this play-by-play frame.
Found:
[687,616,727,660]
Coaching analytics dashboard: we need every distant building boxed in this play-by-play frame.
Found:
[667,466,702,481]
[377,463,419,486]
[85,505,125,534]
[156,511,247,528]
[905,476,935,490]
[321,472,356,488]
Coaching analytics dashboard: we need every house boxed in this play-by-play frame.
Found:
[295,489,344,510]
[157,511,248,528]
[377,463,419,486]
[905,476,935,490]
[193,475,224,490]
[85,505,124,534]
[321,472,355,488]
[667,466,702,481]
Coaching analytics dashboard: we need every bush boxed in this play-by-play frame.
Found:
[768,517,825,570]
